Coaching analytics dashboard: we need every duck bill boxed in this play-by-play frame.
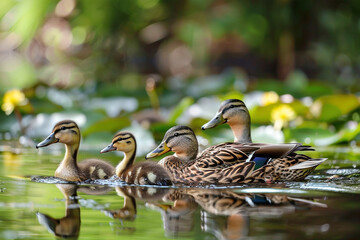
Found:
[100,143,116,153]
[36,132,58,148]
[201,112,226,130]
[146,141,170,159]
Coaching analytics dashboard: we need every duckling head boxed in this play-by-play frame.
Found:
[100,132,136,154]
[36,120,80,148]
[202,99,250,130]
[146,125,198,162]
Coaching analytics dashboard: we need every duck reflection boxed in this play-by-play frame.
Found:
[36,183,114,239]
[36,184,80,239]
[102,187,137,221]
[148,189,198,238]
[149,188,327,239]
[103,185,172,234]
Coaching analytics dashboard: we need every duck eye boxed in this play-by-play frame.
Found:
[174,133,179,137]
[117,137,122,142]
[61,126,66,131]
[230,105,235,108]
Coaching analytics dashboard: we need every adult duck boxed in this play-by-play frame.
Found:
[146,126,274,184]
[201,99,327,180]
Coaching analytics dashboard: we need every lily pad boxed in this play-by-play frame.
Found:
[250,100,308,124]
[310,94,360,121]
[284,127,335,145]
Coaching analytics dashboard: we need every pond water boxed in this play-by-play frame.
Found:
[0,142,360,240]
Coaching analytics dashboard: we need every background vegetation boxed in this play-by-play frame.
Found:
[0,0,359,151]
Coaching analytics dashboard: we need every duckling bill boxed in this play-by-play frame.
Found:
[36,120,115,182]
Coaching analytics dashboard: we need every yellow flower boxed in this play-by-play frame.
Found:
[1,89,28,115]
[3,151,22,173]
[262,91,279,106]
[271,104,296,130]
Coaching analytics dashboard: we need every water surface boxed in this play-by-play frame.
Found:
[0,142,359,239]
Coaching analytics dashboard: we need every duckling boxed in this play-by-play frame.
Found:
[100,131,172,186]
[103,187,137,221]
[201,99,327,181]
[36,120,114,182]
[146,126,271,184]
[36,184,80,238]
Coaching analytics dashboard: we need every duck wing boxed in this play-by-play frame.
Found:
[242,143,314,158]
[196,143,259,168]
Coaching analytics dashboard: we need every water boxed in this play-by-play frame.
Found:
[0,142,360,239]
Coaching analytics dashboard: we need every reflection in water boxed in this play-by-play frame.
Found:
[103,187,137,221]
[148,188,328,239]
[149,190,198,237]
[36,184,80,239]
[33,181,327,239]
[103,186,171,235]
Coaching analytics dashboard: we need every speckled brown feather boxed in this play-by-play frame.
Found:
[121,161,172,186]
[158,148,266,185]
[202,99,327,181]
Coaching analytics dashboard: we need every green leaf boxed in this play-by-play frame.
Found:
[82,117,131,137]
[334,122,360,144]
[284,127,335,145]
[168,97,194,125]
[250,100,307,125]
[11,0,54,45]
[310,94,360,121]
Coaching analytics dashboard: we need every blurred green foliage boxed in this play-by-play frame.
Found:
[0,0,359,147]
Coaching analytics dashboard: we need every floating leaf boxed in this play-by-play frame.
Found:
[250,100,307,125]
[310,94,360,121]
[334,122,360,144]
[283,124,360,146]
[284,127,335,145]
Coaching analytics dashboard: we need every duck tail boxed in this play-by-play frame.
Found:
[294,145,315,152]
[288,158,327,170]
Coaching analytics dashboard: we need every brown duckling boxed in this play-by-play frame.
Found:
[36,120,114,182]
[36,184,80,238]
[100,131,172,186]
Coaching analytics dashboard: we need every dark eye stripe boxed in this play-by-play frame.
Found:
[113,136,131,143]
[222,104,245,114]
[54,126,76,134]
[166,132,190,143]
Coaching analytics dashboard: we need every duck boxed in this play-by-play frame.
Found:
[146,125,275,184]
[100,131,172,186]
[201,98,327,181]
[36,120,115,182]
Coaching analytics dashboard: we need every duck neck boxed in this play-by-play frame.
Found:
[230,123,252,143]
[174,151,196,162]
[58,143,80,172]
[116,147,136,177]
[173,142,198,162]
